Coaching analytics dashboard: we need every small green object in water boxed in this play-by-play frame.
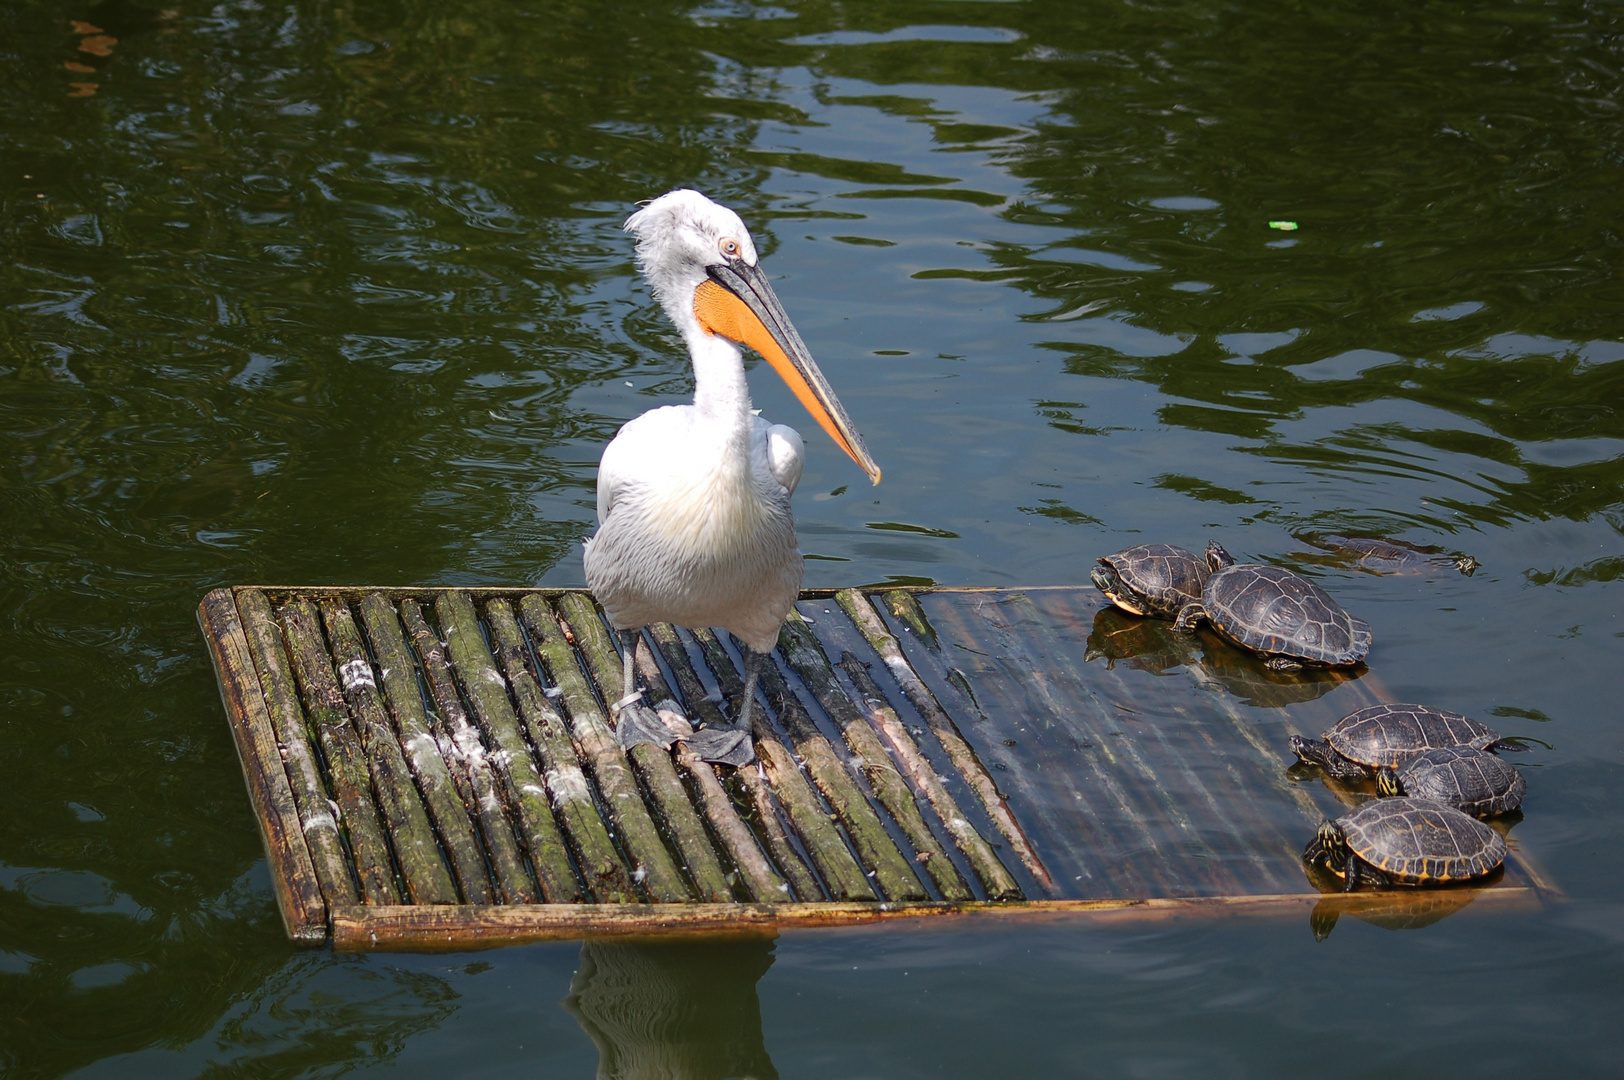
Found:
[1268,220,1299,231]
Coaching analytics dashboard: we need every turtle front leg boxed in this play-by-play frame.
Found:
[1170,601,1205,634]
[1302,836,1326,866]
[1265,655,1304,672]
[1344,855,1362,892]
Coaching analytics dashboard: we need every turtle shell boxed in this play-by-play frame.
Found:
[1324,536,1432,568]
[1093,544,1208,619]
[1326,703,1501,769]
[1201,563,1371,665]
[1394,746,1525,817]
[1309,535,1477,576]
[1336,797,1506,884]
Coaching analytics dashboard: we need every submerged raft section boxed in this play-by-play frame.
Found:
[199,585,1551,950]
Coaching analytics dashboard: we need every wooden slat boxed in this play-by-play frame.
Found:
[915,589,1154,896]
[838,648,1022,900]
[399,600,537,904]
[986,590,1231,895]
[234,589,358,910]
[779,613,972,901]
[522,595,691,902]
[750,636,928,902]
[483,599,637,903]
[329,886,1547,951]
[434,591,583,903]
[691,627,874,901]
[356,594,494,904]
[198,589,328,943]
[627,631,792,903]
[552,594,735,903]
[278,600,401,905]
[837,589,1055,892]
[321,601,459,904]
[649,622,820,902]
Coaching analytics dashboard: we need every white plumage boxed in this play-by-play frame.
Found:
[584,190,879,739]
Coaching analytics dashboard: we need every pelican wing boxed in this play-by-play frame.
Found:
[759,419,804,497]
[596,405,688,526]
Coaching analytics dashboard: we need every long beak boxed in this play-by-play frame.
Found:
[694,262,882,485]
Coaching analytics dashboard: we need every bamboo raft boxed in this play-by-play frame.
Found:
[198,585,1554,951]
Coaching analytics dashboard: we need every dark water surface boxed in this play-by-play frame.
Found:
[4,0,1623,1075]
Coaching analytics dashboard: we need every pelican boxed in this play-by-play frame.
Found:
[584,190,881,755]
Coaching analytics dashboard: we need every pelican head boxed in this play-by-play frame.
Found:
[625,189,881,485]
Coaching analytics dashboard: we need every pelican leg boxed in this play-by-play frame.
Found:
[617,628,642,706]
[737,647,765,731]
[675,645,760,767]
[613,628,677,751]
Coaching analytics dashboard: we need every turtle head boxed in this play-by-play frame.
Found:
[1090,559,1122,595]
[1304,818,1349,880]
[1091,560,1146,615]
[1454,554,1479,576]
[1315,818,1345,856]
[1290,734,1329,768]
[1376,768,1403,797]
[1204,540,1235,572]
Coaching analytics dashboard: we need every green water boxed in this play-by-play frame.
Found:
[3,0,1623,1074]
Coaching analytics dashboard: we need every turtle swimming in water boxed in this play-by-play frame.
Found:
[1091,544,1209,619]
[1304,796,1506,891]
[1170,541,1370,669]
[1298,534,1478,576]
[1291,702,1525,782]
[1378,745,1526,817]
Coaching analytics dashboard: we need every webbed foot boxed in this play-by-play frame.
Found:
[615,702,680,751]
[685,726,755,767]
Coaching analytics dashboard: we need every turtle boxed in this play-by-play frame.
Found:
[1290,702,1525,782]
[1298,534,1478,576]
[1303,796,1506,891]
[1377,745,1525,817]
[1170,540,1371,669]
[1091,544,1209,619]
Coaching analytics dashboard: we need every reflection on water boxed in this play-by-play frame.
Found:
[1084,605,1196,675]
[1308,885,1491,943]
[1192,635,1357,709]
[0,867,458,1077]
[1084,604,1355,707]
[59,1,176,98]
[564,939,778,1080]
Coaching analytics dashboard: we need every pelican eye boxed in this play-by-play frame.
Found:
[719,237,742,258]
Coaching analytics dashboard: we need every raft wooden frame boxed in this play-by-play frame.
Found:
[200,584,1555,951]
